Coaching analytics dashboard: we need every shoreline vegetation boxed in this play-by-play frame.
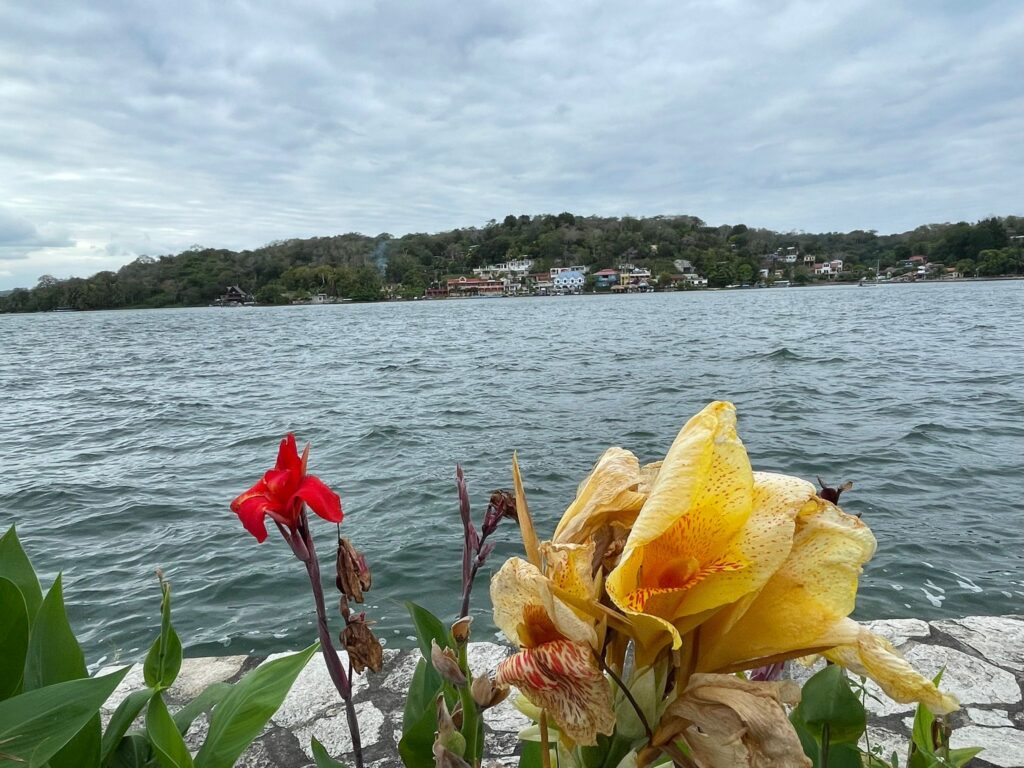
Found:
[1,212,1021,313]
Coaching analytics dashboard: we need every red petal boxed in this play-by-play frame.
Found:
[263,468,294,499]
[275,434,302,475]
[234,495,273,542]
[231,480,268,513]
[297,475,342,523]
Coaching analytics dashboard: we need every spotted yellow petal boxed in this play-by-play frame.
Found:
[552,447,646,545]
[494,639,615,746]
[825,628,959,714]
[608,403,794,651]
[490,557,596,649]
[697,496,876,673]
[542,541,599,602]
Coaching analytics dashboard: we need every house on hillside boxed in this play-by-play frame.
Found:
[213,286,254,306]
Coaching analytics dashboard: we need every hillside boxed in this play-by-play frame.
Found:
[2,214,1022,312]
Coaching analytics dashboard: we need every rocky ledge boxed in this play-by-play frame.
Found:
[100,615,1024,768]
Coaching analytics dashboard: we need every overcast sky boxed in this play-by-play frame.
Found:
[1,0,1021,289]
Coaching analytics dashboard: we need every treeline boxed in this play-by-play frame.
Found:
[2,214,1022,312]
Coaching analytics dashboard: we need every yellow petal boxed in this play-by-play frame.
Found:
[638,461,662,495]
[513,453,542,568]
[825,628,959,714]
[541,541,599,602]
[552,447,646,545]
[494,640,615,746]
[657,673,810,768]
[490,557,596,648]
[697,496,876,673]
[608,403,794,651]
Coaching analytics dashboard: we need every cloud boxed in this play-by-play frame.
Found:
[0,0,1022,288]
[0,207,75,255]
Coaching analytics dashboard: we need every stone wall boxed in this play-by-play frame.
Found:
[100,615,1024,767]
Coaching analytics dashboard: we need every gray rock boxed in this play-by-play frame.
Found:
[950,725,1024,768]
[295,701,385,759]
[968,708,1015,728]
[266,652,369,729]
[467,642,512,677]
[860,727,907,765]
[864,618,931,647]
[933,616,1024,672]
[171,655,247,700]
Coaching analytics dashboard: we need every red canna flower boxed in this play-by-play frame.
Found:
[231,434,342,542]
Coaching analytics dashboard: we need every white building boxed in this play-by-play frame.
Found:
[552,269,585,294]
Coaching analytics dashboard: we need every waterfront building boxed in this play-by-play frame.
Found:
[552,269,585,294]
[593,268,619,288]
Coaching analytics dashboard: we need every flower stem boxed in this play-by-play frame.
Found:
[296,518,365,768]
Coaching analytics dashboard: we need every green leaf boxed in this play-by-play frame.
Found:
[397,699,438,768]
[311,736,348,767]
[908,669,943,768]
[172,682,232,735]
[22,573,101,768]
[518,741,543,768]
[405,601,451,659]
[826,742,863,768]
[105,734,151,768]
[946,746,984,766]
[795,665,867,745]
[194,643,317,768]
[147,693,194,768]
[100,686,155,764]
[0,577,29,700]
[402,658,442,732]
[144,578,182,691]
[0,527,43,622]
[0,667,128,768]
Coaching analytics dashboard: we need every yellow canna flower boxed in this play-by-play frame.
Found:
[696,493,875,672]
[490,554,615,745]
[606,402,798,654]
[695,494,958,714]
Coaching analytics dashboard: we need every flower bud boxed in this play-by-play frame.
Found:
[431,639,467,687]
[451,616,473,645]
[482,489,516,537]
[471,674,510,710]
[340,613,383,674]
[433,695,471,767]
[335,537,371,603]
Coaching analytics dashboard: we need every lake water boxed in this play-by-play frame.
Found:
[1,282,1022,665]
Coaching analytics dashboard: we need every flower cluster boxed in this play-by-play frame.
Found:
[490,401,958,763]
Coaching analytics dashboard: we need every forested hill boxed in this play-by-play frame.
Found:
[2,213,1022,312]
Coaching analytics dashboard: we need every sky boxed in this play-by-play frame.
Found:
[1,1,1022,290]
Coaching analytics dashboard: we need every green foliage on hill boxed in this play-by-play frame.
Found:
[2,214,1022,312]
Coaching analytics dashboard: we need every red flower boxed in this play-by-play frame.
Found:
[231,434,343,542]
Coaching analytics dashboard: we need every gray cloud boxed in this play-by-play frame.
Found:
[0,0,1022,288]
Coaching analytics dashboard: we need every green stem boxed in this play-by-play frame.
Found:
[456,642,481,765]
[821,722,830,768]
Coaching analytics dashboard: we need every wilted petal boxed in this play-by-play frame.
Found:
[697,495,875,673]
[297,475,343,523]
[552,447,647,545]
[491,557,596,648]
[658,673,810,768]
[608,402,794,652]
[826,628,959,714]
[495,640,614,746]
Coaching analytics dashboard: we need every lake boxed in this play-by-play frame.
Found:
[1,282,1022,665]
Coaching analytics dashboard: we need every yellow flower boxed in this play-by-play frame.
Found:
[695,494,957,714]
[490,553,615,745]
[606,402,799,654]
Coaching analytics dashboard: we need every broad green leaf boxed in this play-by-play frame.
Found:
[579,732,636,768]
[402,658,442,732]
[106,734,151,768]
[397,699,438,768]
[946,746,984,766]
[790,709,820,765]
[147,693,193,768]
[172,682,232,735]
[194,643,317,768]
[0,667,128,768]
[100,686,155,763]
[144,578,182,691]
[795,665,866,745]
[22,573,101,768]
[311,736,348,767]
[518,741,543,768]
[405,601,451,660]
[825,742,863,768]
[0,527,43,621]
[908,669,944,768]
[0,577,29,700]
